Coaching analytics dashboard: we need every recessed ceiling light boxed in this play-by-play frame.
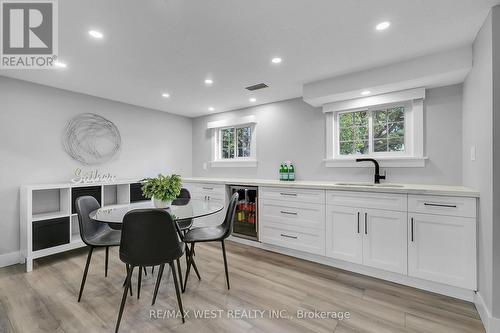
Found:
[161,93,170,98]
[249,97,257,103]
[54,61,67,68]
[271,57,282,64]
[204,79,214,85]
[361,90,371,96]
[88,30,104,39]
[375,21,391,31]
[208,107,215,111]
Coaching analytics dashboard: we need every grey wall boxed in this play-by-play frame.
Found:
[462,11,495,320]
[193,84,463,185]
[0,76,192,256]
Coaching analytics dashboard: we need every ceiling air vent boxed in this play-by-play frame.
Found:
[245,83,268,91]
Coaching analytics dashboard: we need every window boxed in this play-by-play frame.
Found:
[220,126,252,159]
[208,115,257,167]
[338,105,406,156]
[324,88,425,167]
[373,106,405,153]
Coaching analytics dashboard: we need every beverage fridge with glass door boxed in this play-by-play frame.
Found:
[229,185,258,241]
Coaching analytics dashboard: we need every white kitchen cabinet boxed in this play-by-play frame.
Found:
[259,187,326,255]
[325,205,363,264]
[408,213,476,289]
[182,182,227,227]
[326,205,407,274]
[362,209,407,274]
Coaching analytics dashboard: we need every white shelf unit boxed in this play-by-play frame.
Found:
[20,180,144,272]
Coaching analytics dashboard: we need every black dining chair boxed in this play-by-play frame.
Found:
[115,209,185,333]
[173,188,194,231]
[150,188,194,279]
[75,196,122,302]
[181,192,239,292]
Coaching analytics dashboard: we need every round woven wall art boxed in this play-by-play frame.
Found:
[63,113,121,165]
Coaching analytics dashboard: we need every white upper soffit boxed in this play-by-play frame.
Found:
[303,46,472,107]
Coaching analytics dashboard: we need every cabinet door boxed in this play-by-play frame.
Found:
[408,213,476,289]
[182,182,226,227]
[362,209,407,274]
[326,205,362,264]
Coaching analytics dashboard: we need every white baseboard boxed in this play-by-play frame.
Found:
[475,292,500,333]
[228,236,475,301]
[0,251,22,268]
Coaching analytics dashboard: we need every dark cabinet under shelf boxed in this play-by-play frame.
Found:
[71,186,101,214]
[130,183,148,203]
[32,217,70,251]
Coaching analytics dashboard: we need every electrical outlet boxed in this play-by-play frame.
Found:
[470,146,476,161]
[203,162,208,170]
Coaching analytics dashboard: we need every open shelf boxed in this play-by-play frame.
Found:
[32,188,70,220]
[71,233,83,244]
[71,215,80,241]
[103,184,130,206]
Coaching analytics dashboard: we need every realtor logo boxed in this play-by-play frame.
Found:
[0,0,58,69]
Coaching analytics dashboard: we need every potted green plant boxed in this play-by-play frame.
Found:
[141,174,182,208]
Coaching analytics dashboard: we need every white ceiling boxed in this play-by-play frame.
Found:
[1,0,498,117]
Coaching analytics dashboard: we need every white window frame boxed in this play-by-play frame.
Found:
[324,88,426,168]
[208,116,258,168]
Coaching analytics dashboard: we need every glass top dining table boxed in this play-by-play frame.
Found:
[89,199,224,225]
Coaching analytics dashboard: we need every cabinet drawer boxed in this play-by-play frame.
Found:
[327,191,407,211]
[260,223,325,256]
[408,195,476,218]
[260,200,325,230]
[183,182,225,200]
[260,187,325,204]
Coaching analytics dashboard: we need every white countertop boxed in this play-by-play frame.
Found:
[182,177,480,198]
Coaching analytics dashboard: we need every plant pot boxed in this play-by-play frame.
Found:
[152,198,172,209]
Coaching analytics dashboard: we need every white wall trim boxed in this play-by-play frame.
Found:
[228,236,475,301]
[207,115,257,129]
[323,88,426,113]
[475,292,500,333]
[210,159,258,168]
[0,251,22,268]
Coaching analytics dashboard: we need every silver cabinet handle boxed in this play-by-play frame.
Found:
[357,212,360,234]
[280,233,298,239]
[280,192,297,197]
[202,187,214,190]
[424,203,457,208]
[280,211,298,215]
[411,217,414,242]
[364,212,368,235]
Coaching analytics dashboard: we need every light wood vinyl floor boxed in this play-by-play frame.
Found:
[0,241,485,333]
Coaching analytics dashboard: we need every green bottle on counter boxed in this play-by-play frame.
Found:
[279,163,285,181]
[288,163,295,181]
[283,163,289,181]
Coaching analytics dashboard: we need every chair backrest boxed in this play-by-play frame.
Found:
[172,188,190,205]
[75,196,107,246]
[120,209,183,266]
[220,192,239,239]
